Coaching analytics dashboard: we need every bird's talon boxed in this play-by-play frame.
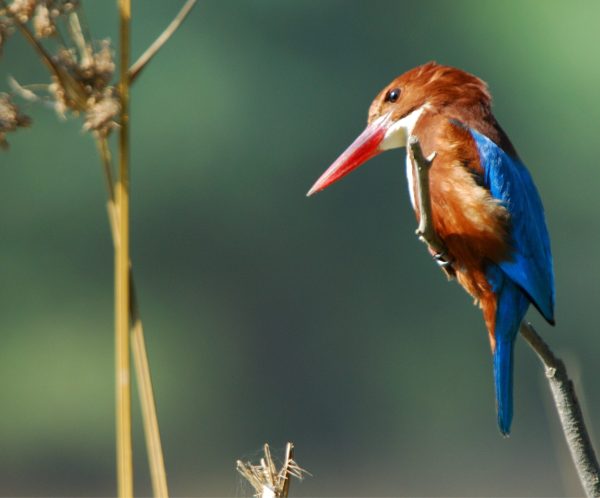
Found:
[433,251,453,269]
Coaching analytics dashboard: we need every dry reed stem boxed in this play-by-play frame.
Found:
[96,134,169,498]
[2,2,197,495]
[131,315,169,498]
[116,0,133,496]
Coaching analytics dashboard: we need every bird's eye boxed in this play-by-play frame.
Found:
[384,88,400,103]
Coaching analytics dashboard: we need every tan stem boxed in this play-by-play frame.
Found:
[131,315,169,498]
[95,135,169,497]
[116,0,133,497]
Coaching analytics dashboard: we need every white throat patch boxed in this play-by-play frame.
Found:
[379,105,428,209]
[380,105,427,151]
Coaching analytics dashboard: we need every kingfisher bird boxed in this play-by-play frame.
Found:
[307,62,555,435]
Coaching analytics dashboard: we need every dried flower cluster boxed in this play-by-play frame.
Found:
[0,92,30,148]
[0,16,13,54]
[7,0,35,23]
[5,0,76,28]
[0,0,119,141]
[48,38,119,134]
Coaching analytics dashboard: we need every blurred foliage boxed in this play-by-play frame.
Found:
[0,0,599,496]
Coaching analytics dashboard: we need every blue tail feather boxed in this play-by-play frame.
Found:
[487,264,530,435]
[494,339,514,436]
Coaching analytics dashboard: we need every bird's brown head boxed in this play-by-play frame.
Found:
[307,62,491,196]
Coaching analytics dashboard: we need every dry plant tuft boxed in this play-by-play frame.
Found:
[237,443,309,498]
[1,0,118,134]
[7,0,36,23]
[32,3,53,38]
[0,16,14,53]
[0,92,30,148]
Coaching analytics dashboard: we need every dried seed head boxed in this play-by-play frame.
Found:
[48,75,68,119]
[0,93,31,149]
[91,40,115,88]
[50,0,78,15]
[8,0,37,23]
[77,39,115,91]
[33,4,55,38]
[3,1,118,136]
[46,1,78,20]
[83,88,119,136]
[50,48,88,111]
[55,46,78,71]
[0,18,15,56]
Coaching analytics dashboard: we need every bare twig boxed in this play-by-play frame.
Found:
[520,322,600,497]
[128,0,198,84]
[409,135,600,497]
[407,136,454,278]
[237,443,308,498]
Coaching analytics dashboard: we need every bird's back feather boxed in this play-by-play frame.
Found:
[471,127,555,434]
[470,129,555,324]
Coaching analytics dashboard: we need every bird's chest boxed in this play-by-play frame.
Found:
[404,150,503,236]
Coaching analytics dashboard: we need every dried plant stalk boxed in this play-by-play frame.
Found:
[131,317,169,498]
[116,0,133,496]
[96,135,169,498]
[1,2,200,496]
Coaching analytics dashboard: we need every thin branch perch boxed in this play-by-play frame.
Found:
[408,136,454,278]
[409,136,442,253]
[408,134,600,498]
[520,322,600,497]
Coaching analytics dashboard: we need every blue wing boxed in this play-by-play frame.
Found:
[470,128,555,324]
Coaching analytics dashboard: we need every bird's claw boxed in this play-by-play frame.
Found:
[433,251,453,269]
[433,251,456,279]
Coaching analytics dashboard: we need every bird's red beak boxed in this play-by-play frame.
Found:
[307,113,392,196]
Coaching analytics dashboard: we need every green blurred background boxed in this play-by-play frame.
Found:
[1,0,599,496]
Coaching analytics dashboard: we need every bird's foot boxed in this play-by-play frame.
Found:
[433,251,455,278]
[433,250,452,267]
